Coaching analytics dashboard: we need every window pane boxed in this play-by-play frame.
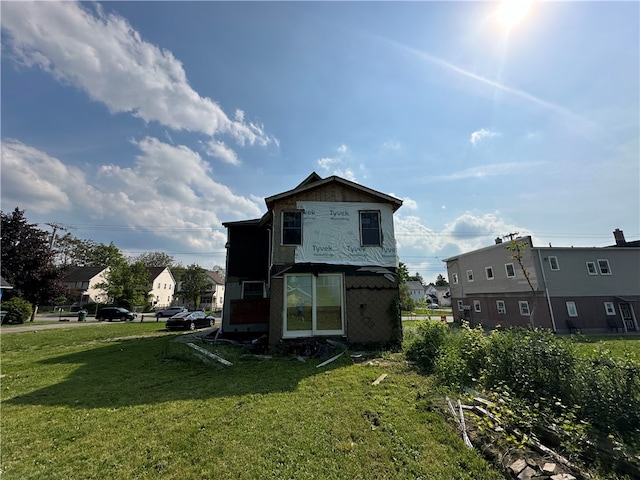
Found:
[360,212,381,246]
[282,211,302,245]
[316,275,343,331]
[286,275,312,332]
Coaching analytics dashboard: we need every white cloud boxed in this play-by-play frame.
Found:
[1,1,273,148]
[316,145,357,180]
[390,195,418,210]
[470,128,498,146]
[435,161,546,181]
[1,140,86,213]
[1,138,262,253]
[204,140,240,165]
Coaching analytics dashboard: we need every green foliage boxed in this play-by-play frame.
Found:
[435,274,448,287]
[178,264,209,308]
[98,261,151,309]
[435,322,487,388]
[404,320,450,373]
[134,251,175,268]
[1,208,68,306]
[387,296,403,349]
[1,297,33,324]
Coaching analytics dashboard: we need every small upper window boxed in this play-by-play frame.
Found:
[485,266,494,280]
[566,301,578,317]
[597,259,611,275]
[452,273,459,284]
[496,300,506,315]
[360,211,382,246]
[242,281,265,299]
[282,211,302,245]
[505,263,516,278]
[466,270,474,282]
[586,262,597,275]
[604,302,616,316]
[549,256,560,271]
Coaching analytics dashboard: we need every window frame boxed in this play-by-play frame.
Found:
[505,263,516,278]
[597,259,611,275]
[586,261,598,275]
[485,266,494,280]
[452,273,459,284]
[359,210,382,247]
[518,301,530,316]
[282,210,303,246]
[242,281,266,299]
[457,300,464,311]
[566,301,578,317]
[604,302,616,316]
[548,256,560,271]
[473,300,481,312]
[466,270,474,282]
[496,300,506,315]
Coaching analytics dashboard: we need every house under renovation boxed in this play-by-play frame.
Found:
[222,172,403,345]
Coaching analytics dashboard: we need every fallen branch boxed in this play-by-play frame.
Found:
[372,374,387,386]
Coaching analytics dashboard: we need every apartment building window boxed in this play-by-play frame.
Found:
[360,211,382,246]
[485,266,494,280]
[452,273,459,284]
[466,270,474,282]
[242,281,265,299]
[519,301,530,316]
[548,256,560,271]
[496,300,506,314]
[505,263,516,278]
[157,283,161,289]
[282,211,303,245]
[597,259,611,275]
[586,262,597,275]
[566,301,578,317]
[604,302,616,316]
[457,300,464,311]
[473,300,481,312]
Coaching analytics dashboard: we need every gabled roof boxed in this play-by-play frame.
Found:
[264,172,403,212]
[0,275,13,289]
[406,281,425,291]
[147,266,174,282]
[205,270,225,285]
[63,266,108,282]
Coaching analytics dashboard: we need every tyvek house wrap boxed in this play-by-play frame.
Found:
[295,201,398,268]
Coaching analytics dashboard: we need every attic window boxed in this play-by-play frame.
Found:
[282,211,302,245]
[360,211,381,246]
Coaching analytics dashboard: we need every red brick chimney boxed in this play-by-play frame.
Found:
[613,228,626,246]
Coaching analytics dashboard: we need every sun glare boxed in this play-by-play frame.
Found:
[495,1,532,30]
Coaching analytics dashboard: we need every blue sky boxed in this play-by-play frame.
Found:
[2,1,638,281]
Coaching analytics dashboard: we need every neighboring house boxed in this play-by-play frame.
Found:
[434,286,451,307]
[407,281,426,303]
[444,229,640,333]
[0,275,14,301]
[222,172,403,345]
[424,284,439,304]
[175,270,225,311]
[63,266,109,305]
[147,267,176,309]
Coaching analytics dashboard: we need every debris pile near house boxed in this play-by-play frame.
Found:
[446,396,591,480]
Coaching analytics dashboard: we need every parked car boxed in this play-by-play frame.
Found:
[165,311,216,331]
[155,306,188,318]
[427,302,439,309]
[96,307,137,322]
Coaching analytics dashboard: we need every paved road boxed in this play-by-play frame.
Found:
[0,313,165,334]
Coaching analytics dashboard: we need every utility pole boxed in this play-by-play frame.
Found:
[46,222,67,251]
[503,232,519,241]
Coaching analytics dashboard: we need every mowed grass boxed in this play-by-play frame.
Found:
[1,324,501,480]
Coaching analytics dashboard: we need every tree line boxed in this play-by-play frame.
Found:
[1,208,223,321]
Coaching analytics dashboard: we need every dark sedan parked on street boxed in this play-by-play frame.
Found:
[96,307,137,322]
[165,311,216,331]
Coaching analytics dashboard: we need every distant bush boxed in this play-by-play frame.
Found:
[1,297,33,324]
[404,320,449,373]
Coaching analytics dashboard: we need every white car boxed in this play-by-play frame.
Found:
[155,306,188,318]
[427,302,439,309]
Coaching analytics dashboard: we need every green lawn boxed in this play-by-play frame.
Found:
[1,324,501,480]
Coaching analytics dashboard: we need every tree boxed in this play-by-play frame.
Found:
[1,208,68,320]
[435,274,449,287]
[179,264,209,309]
[506,238,537,328]
[89,242,127,268]
[408,272,424,285]
[135,251,175,268]
[98,261,151,310]
[397,262,414,311]
[53,233,98,266]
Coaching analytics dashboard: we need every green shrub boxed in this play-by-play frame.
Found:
[435,322,487,388]
[404,320,450,373]
[1,297,33,324]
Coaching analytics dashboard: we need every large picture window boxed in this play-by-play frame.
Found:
[282,211,302,245]
[360,211,381,246]
[284,274,344,337]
